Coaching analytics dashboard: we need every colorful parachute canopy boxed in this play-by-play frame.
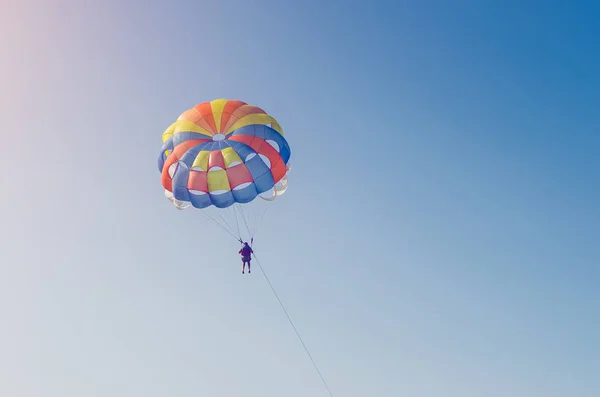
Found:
[158,99,291,210]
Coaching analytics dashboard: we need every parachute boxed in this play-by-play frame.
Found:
[157,99,292,241]
[157,101,335,396]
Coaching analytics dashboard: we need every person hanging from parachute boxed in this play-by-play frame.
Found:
[157,98,291,272]
[238,240,253,274]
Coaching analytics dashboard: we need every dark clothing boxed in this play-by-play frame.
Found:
[239,244,253,262]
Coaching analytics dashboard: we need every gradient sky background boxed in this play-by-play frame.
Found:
[1,0,599,396]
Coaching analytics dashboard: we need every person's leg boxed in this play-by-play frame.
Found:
[248,259,251,273]
[242,259,246,273]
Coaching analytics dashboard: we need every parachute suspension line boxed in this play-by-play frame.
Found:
[232,205,242,240]
[217,212,235,237]
[251,253,335,397]
[236,203,252,239]
[199,209,239,241]
[253,205,269,239]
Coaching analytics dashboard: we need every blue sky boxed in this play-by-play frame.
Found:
[1,0,599,396]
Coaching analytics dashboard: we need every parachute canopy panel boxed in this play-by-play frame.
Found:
[158,99,292,210]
